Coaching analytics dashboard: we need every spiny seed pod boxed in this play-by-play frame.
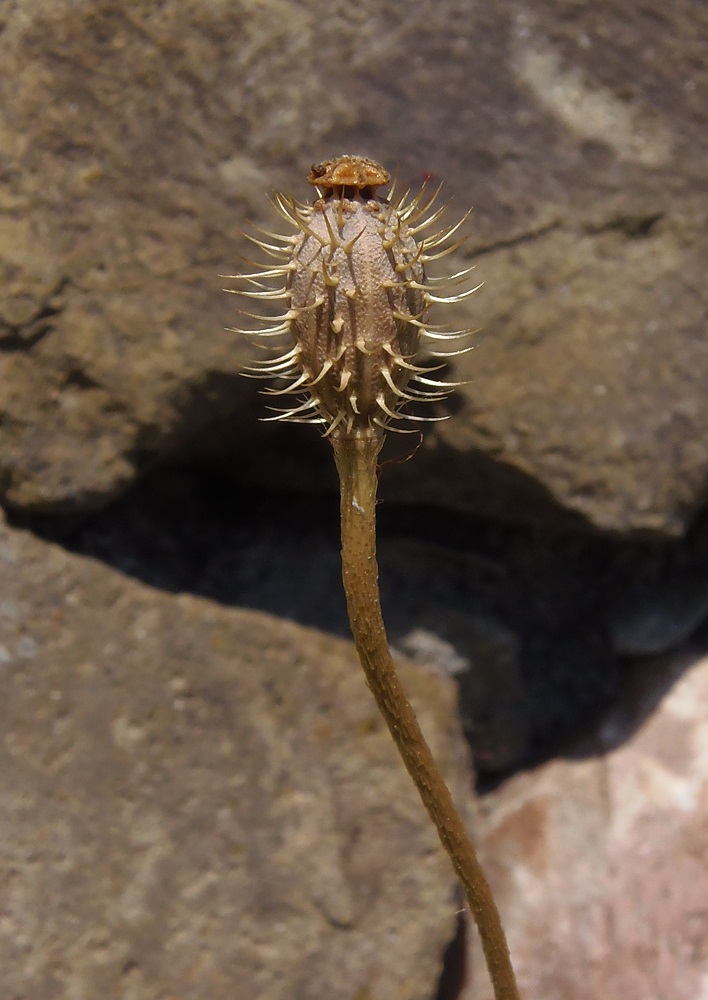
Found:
[227,154,479,438]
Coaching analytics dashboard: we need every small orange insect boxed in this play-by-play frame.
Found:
[307,155,391,193]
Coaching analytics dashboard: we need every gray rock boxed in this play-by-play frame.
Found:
[0,512,470,999]
[607,561,708,656]
[395,606,527,774]
[0,0,705,534]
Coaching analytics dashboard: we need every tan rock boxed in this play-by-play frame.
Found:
[0,0,705,533]
[0,512,471,998]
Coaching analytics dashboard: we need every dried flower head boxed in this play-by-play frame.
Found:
[227,155,478,438]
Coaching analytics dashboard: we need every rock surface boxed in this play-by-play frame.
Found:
[466,650,708,1000]
[0,0,706,534]
[0,510,470,999]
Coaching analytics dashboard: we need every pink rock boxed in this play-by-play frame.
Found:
[466,653,708,1000]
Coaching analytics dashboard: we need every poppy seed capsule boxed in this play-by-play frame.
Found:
[289,190,425,435]
[229,155,479,437]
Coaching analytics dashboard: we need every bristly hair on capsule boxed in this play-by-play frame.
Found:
[224,154,480,438]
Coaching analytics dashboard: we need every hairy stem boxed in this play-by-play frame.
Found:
[332,433,520,1000]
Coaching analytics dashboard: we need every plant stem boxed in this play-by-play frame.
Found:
[332,433,520,1000]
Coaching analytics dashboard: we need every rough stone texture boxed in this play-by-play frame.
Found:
[465,650,708,1000]
[0,0,706,534]
[0,510,471,999]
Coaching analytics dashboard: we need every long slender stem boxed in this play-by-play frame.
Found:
[332,433,520,1000]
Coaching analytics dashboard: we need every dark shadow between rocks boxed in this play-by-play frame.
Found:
[177,397,599,533]
[11,461,708,784]
[434,905,467,1000]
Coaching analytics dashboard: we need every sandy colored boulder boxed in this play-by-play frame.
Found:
[0,0,705,533]
[0,511,470,998]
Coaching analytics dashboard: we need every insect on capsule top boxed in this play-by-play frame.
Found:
[229,154,479,438]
